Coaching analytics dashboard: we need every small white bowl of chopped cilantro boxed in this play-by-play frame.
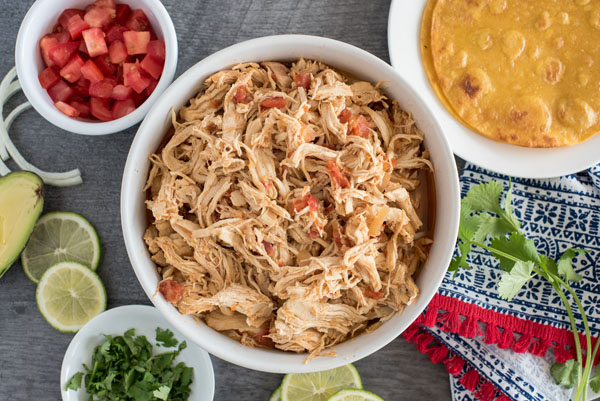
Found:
[60,304,214,401]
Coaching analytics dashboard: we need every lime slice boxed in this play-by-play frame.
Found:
[22,212,100,283]
[36,261,106,332]
[280,364,362,401]
[327,389,384,401]
[270,386,282,401]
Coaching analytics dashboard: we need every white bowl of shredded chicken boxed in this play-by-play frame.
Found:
[121,35,460,373]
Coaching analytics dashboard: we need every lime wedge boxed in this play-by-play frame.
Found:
[281,364,362,401]
[36,261,106,332]
[22,212,100,283]
[270,386,282,401]
[327,389,384,401]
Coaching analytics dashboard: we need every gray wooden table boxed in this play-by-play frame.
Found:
[0,1,452,400]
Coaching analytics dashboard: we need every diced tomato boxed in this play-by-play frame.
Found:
[82,28,108,57]
[40,35,60,67]
[126,69,149,93]
[89,78,114,98]
[55,101,80,117]
[115,4,131,25]
[47,80,74,102]
[158,279,184,303]
[338,109,370,137]
[260,96,286,109]
[68,100,90,116]
[38,67,60,89]
[48,41,80,67]
[349,115,370,137]
[234,85,253,104]
[125,9,150,31]
[66,14,89,39]
[293,72,311,90]
[328,160,350,189]
[49,32,71,44]
[94,55,117,76]
[262,241,274,256]
[144,78,158,97]
[107,41,127,65]
[72,77,91,97]
[78,39,89,54]
[112,98,135,119]
[338,108,352,124]
[89,97,113,121]
[58,9,84,29]
[123,31,150,55]
[292,193,319,214]
[59,54,84,83]
[80,59,104,83]
[93,0,116,10]
[105,24,127,43]
[122,62,136,86]
[146,40,165,61]
[130,90,145,106]
[84,6,115,28]
[364,289,384,300]
[111,84,132,100]
[140,54,163,79]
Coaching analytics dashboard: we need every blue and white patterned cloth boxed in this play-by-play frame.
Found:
[434,163,600,401]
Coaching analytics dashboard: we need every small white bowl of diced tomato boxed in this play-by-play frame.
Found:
[15,0,177,135]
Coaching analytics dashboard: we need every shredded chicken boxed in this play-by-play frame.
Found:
[145,58,433,362]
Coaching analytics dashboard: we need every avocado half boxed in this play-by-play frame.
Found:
[0,171,44,278]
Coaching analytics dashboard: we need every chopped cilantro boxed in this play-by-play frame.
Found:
[65,328,193,400]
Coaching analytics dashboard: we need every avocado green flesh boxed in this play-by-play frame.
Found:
[0,171,43,278]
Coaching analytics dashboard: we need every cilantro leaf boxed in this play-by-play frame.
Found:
[502,182,521,231]
[65,372,83,391]
[551,360,579,389]
[497,260,534,300]
[153,385,171,400]
[156,327,178,348]
[449,241,472,276]
[490,233,540,271]
[471,213,515,243]
[557,249,585,283]
[462,181,504,215]
[590,365,600,393]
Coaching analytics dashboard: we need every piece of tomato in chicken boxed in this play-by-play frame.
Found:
[327,160,350,189]
[292,193,319,214]
[260,96,286,109]
[293,71,311,90]
[234,85,253,104]
[158,279,185,303]
[338,108,370,137]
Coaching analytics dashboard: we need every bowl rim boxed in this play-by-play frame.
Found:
[387,0,600,179]
[121,34,460,373]
[14,0,178,136]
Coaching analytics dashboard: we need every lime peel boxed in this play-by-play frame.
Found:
[36,261,106,332]
[280,364,362,401]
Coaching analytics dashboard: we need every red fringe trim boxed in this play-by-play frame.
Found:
[422,293,598,363]
[475,381,496,401]
[406,323,514,401]
[403,293,600,401]
[459,368,481,392]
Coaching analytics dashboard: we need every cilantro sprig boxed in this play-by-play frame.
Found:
[66,327,193,401]
[451,181,599,401]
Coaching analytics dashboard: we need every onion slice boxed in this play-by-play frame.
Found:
[1,101,82,186]
[0,67,17,161]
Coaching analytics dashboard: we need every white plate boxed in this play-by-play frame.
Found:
[387,0,600,178]
[60,305,215,401]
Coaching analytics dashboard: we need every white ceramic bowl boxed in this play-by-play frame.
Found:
[388,0,600,178]
[121,35,460,373]
[60,305,215,401]
[15,0,178,135]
